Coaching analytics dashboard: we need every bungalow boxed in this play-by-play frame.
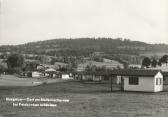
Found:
[27,71,43,78]
[45,68,57,78]
[128,64,141,69]
[54,62,68,70]
[111,69,163,92]
[81,74,103,81]
[73,71,110,82]
[61,73,73,80]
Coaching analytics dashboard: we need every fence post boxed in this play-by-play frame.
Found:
[111,76,113,92]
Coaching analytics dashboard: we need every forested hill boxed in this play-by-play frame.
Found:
[0,38,168,56]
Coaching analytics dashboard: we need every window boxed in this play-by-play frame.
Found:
[156,78,162,85]
[156,78,158,85]
[159,78,162,85]
[129,76,139,85]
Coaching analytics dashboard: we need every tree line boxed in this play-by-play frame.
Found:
[142,55,168,68]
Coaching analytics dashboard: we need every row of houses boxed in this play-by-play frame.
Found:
[21,67,73,80]
[20,61,168,92]
[111,69,164,92]
[73,69,168,93]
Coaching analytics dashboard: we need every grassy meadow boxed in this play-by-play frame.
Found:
[0,79,168,117]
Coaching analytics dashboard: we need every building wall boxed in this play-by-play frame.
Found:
[62,74,69,79]
[124,72,163,92]
[82,75,93,81]
[62,74,73,79]
[93,75,102,81]
[154,72,163,92]
[124,76,154,92]
[32,72,41,78]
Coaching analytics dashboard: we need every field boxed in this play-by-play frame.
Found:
[77,60,124,71]
[0,75,67,87]
[0,80,168,117]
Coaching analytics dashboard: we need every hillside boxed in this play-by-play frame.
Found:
[1,38,168,57]
[77,60,124,72]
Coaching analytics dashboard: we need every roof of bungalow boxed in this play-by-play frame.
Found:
[45,68,56,72]
[111,69,162,77]
[73,70,112,76]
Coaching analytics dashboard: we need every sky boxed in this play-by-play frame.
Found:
[0,0,168,45]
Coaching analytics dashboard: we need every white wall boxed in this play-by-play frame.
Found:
[93,75,102,81]
[32,72,41,78]
[124,76,154,92]
[154,72,163,92]
[82,75,93,81]
[62,74,73,79]
[124,72,163,92]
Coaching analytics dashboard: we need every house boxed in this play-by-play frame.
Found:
[61,73,73,80]
[128,64,141,69]
[80,74,103,81]
[111,69,163,92]
[73,71,110,82]
[37,64,45,70]
[54,62,68,70]
[81,74,94,81]
[37,64,56,70]
[27,71,43,78]
[45,68,58,78]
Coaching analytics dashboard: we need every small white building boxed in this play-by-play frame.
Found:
[61,73,73,80]
[32,71,42,78]
[45,68,58,78]
[128,64,141,69]
[112,69,163,92]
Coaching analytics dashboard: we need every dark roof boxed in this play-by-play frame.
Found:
[111,69,161,77]
[73,69,162,77]
[73,71,111,76]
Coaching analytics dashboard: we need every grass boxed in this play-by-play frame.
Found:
[0,75,43,87]
[0,79,168,117]
[0,75,67,87]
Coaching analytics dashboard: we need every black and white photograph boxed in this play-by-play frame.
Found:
[0,0,168,117]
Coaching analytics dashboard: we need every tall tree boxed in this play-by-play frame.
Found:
[162,55,168,65]
[151,59,157,68]
[158,58,162,66]
[50,58,56,65]
[6,54,24,73]
[24,61,38,71]
[0,64,5,75]
[142,57,151,68]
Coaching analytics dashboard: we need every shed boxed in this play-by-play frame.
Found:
[61,73,73,80]
[27,71,42,78]
[73,71,111,81]
[45,68,57,78]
